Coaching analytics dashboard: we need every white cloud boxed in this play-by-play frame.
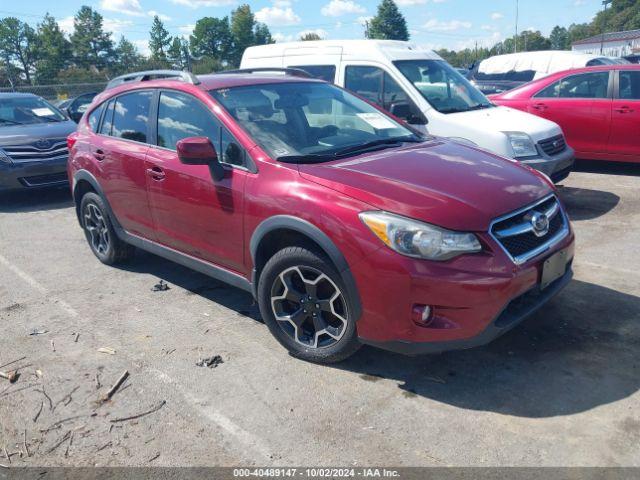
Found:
[573,0,586,5]
[179,24,196,37]
[102,18,135,35]
[321,0,365,17]
[356,15,372,25]
[133,39,151,57]
[423,19,472,31]
[272,32,293,42]
[100,0,145,16]
[255,6,301,26]
[490,12,504,20]
[169,0,236,7]
[58,16,75,35]
[395,0,426,5]
[298,28,328,39]
[148,10,172,21]
[273,0,292,6]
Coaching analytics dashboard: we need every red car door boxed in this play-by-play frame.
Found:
[527,71,612,155]
[144,90,248,273]
[608,70,640,161]
[95,91,156,240]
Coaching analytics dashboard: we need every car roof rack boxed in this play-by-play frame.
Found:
[105,70,200,90]
[218,67,312,78]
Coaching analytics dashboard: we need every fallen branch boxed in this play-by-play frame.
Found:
[23,430,30,457]
[101,370,129,403]
[3,445,10,464]
[35,388,53,411]
[109,400,166,423]
[46,430,71,454]
[40,416,87,433]
[96,441,112,452]
[0,357,26,370]
[33,401,44,423]
[53,386,79,412]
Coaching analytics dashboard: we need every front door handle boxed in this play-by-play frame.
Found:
[146,166,165,181]
[614,106,634,114]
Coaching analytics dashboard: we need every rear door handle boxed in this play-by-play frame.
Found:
[93,148,105,161]
[146,166,165,181]
[614,106,634,113]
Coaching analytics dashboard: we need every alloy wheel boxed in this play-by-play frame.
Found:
[84,203,110,255]
[270,266,348,349]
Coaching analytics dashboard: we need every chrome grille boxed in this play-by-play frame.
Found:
[2,140,68,163]
[538,135,566,156]
[490,195,569,265]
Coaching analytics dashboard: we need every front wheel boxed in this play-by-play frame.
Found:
[258,246,361,363]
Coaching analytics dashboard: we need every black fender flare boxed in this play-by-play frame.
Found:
[250,215,362,320]
[72,170,123,233]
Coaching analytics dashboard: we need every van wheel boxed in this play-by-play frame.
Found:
[258,246,361,363]
[80,192,134,265]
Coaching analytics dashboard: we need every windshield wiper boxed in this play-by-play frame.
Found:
[467,104,492,111]
[277,153,336,164]
[332,136,422,158]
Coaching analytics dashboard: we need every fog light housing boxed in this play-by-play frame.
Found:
[412,304,432,327]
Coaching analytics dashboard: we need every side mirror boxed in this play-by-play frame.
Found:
[390,102,428,125]
[176,136,225,181]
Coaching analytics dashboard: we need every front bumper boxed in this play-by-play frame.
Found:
[518,146,575,183]
[0,157,69,191]
[353,227,575,355]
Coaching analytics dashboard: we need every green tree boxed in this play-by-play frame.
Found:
[0,17,38,84]
[149,15,171,63]
[190,16,232,61]
[549,26,569,50]
[229,4,256,67]
[366,0,409,41]
[114,36,142,74]
[519,30,551,51]
[254,22,273,45]
[70,6,114,70]
[35,13,71,83]
[168,37,191,70]
[300,32,322,41]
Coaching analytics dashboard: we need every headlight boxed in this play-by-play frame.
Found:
[359,211,482,261]
[505,132,538,158]
[0,150,11,164]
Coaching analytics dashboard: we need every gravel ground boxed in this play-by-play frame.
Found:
[0,161,638,467]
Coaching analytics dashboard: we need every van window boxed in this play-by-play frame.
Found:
[112,91,153,143]
[290,65,336,83]
[345,66,382,104]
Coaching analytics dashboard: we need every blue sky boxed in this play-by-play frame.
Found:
[2,0,603,55]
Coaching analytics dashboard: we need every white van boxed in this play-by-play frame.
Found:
[241,40,574,182]
[470,50,629,95]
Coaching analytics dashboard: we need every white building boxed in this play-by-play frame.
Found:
[572,29,640,58]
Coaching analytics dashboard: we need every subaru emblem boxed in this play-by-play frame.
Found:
[529,211,550,237]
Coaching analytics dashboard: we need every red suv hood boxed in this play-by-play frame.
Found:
[298,140,552,232]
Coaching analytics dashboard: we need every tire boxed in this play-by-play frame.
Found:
[258,246,361,363]
[80,192,134,265]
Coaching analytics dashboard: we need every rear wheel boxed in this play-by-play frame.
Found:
[80,192,134,265]
[258,246,361,363]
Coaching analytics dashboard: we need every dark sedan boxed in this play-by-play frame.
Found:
[0,93,77,190]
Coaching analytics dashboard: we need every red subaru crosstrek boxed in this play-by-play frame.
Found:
[67,69,575,363]
[490,64,640,164]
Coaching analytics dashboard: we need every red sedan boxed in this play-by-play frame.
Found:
[490,65,640,163]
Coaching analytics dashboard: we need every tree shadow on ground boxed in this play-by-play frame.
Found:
[557,186,620,221]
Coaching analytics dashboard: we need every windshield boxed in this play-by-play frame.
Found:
[394,60,492,114]
[210,82,422,161]
[0,96,67,125]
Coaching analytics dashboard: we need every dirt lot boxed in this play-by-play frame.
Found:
[0,162,639,467]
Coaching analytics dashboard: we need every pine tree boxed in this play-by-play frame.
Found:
[149,15,171,63]
[114,36,142,74]
[35,13,71,83]
[549,26,569,50]
[0,17,38,84]
[229,4,256,68]
[190,16,232,61]
[70,6,114,71]
[255,23,273,45]
[300,32,322,41]
[366,0,409,41]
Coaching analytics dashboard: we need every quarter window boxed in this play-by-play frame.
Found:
[88,103,104,132]
[99,99,115,135]
[619,71,640,100]
[112,91,153,143]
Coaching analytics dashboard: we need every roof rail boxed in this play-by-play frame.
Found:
[105,70,200,90]
[218,67,312,78]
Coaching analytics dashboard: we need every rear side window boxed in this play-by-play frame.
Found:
[112,91,153,143]
[99,100,115,135]
[157,91,220,150]
[619,71,640,100]
[290,65,336,82]
[88,103,104,132]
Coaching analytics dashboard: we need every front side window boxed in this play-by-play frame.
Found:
[290,65,336,83]
[112,91,153,143]
[556,72,610,99]
[210,81,421,162]
[619,71,640,100]
[0,95,66,126]
[394,59,492,114]
[157,91,220,150]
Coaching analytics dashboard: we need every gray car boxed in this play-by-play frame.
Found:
[0,93,77,190]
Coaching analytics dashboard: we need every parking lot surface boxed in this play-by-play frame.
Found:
[0,163,639,467]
